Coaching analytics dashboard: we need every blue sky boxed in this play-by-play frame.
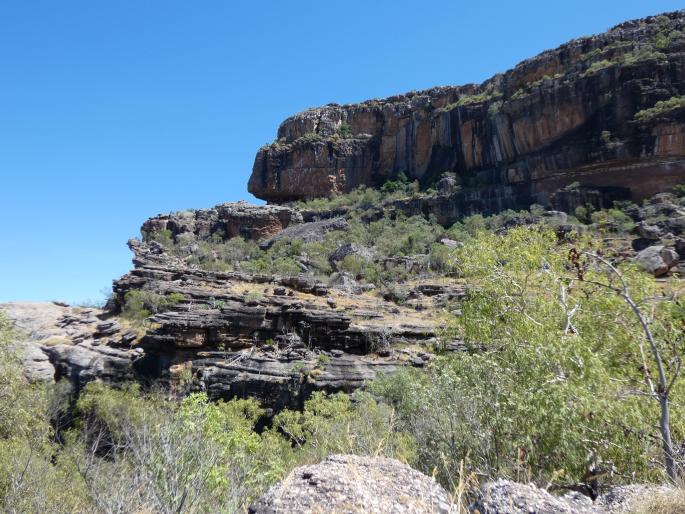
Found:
[1,0,682,304]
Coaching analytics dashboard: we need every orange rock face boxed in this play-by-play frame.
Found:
[249,11,685,208]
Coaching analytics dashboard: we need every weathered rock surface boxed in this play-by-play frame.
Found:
[259,217,349,249]
[474,481,592,513]
[1,301,76,344]
[142,201,302,242]
[634,245,679,275]
[249,454,454,514]
[472,480,676,514]
[11,340,55,382]
[59,239,455,411]
[250,466,678,514]
[329,243,375,269]
[250,12,685,211]
[0,302,139,388]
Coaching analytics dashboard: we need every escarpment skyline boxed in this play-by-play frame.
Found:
[250,11,685,212]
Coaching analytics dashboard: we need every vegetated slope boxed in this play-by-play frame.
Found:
[5,11,685,513]
[250,11,685,210]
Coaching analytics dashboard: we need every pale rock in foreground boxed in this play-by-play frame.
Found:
[249,454,454,514]
[474,480,676,514]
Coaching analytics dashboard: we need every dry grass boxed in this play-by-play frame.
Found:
[228,278,439,332]
[40,336,72,347]
[627,488,685,514]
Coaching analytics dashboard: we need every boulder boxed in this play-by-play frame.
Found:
[440,238,460,248]
[635,222,662,241]
[473,480,591,513]
[541,211,569,225]
[259,217,348,249]
[634,245,679,276]
[473,480,678,514]
[249,454,453,514]
[12,340,55,382]
[329,272,372,294]
[329,243,375,270]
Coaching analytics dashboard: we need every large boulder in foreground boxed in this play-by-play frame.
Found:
[249,454,453,514]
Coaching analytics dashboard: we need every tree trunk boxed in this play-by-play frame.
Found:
[659,394,676,482]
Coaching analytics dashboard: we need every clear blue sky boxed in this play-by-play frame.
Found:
[1,0,681,304]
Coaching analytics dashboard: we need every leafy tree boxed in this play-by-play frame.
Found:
[374,227,685,486]
[274,391,414,465]
[569,248,684,481]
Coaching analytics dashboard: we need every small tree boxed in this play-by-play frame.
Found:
[570,248,683,481]
[374,227,684,487]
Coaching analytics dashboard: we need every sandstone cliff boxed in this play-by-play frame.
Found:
[250,11,685,212]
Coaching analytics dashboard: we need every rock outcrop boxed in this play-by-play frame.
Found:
[142,201,303,242]
[249,461,678,514]
[473,480,677,514]
[109,239,450,411]
[474,481,593,513]
[249,454,454,514]
[250,11,685,211]
[0,302,138,389]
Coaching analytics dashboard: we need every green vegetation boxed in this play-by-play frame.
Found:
[143,227,173,246]
[655,29,684,50]
[374,227,685,484]
[582,59,614,76]
[4,213,685,509]
[299,131,324,143]
[0,319,412,512]
[335,122,353,139]
[440,90,503,112]
[621,47,667,66]
[121,290,185,323]
[635,96,685,123]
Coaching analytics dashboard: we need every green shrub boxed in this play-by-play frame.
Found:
[0,313,88,512]
[574,204,594,224]
[121,290,185,322]
[374,227,685,486]
[70,383,295,512]
[635,96,685,123]
[428,243,455,272]
[582,59,614,76]
[621,47,667,66]
[590,208,635,233]
[142,228,173,246]
[336,122,353,139]
[274,391,414,464]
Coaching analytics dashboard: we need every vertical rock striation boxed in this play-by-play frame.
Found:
[250,11,685,209]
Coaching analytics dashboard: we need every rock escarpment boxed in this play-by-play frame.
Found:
[0,302,137,390]
[109,238,452,411]
[250,11,685,212]
[4,218,463,412]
